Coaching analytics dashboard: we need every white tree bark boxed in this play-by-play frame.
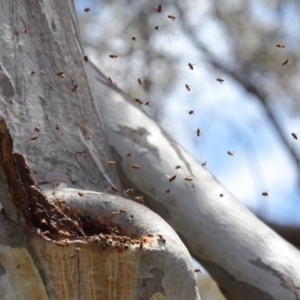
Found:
[0,0,200,299]
[88,63,300,300]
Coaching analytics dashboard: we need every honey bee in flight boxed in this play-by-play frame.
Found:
[57,72,65,79]
[78,192,84,197]
[188,110,194,115]
[126,152,132,158]
[145,101,150,106]
[196,129,202,137]
[108,77,114,84]
[282,59,289,66]
[132,164,140,170]
[109,54,118,61]
[84,7,90,13]
[165,189,170,194]
[31,136,38,141]
[194,269,201,273]
[185,177,193,182]
[84,55,89,62]
[77,149,86,155]
[167,175,176,183]
[34,127,40,133]
[131,36,136,42]
[216,77,224,83]
[110,186,118,193]
[227,151,234,156]
[125,188,134,194]
[201,161,207,167]
[262,191,268,197]
[138,78,143,85]
[168,15,176,21]
[188,63,195,70]
[175,165,182,169]
[276,44,285,48]
[154,26,159,31]
[108,160,116,166]
[135,98,143,105]
[71,84,78,92]
[135,196,144,201]
[157,5,162,12]
[185,84,192,91]
[291,132,298,140]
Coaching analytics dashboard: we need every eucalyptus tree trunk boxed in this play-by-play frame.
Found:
[88,63,300,300]
[0,1,200,299]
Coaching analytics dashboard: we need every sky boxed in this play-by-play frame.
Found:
[74,0,300,226]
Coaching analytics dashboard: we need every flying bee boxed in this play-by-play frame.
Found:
[109,54,118,60]
[78,192,84,197]
[175,165,182,170]
[131,36,136,42]
[34,127,40,133]
[135,196,144,201]
[154,26,159,31]
[262,191,268,197]
[276,44,285,48]
[55,124,59,131]
[292,132,298,140]
[165,189,170,194]
[201,161,207,167]
[108,77,114,84]
[77,149,86,155]
[216,77,224,83]
[57,72,65,79]
[135,98,143,105]
[157,5,162,12]
[71,84,78,92]
[188,63,195,70]
[31,136,38,141]
[84,7,90,13]
[23,28,29,33]
[108,160,116,166]
[168,15,176,21]
[132,164,140,170]
[196,129,202,137]
[138,78,143,85]
[194,269,201,273]
[227,151,234,156]
[126,152,132,158]
[84,55,89,62]
[219,193,224,197]
[145,101,150,106]
[188,110,194,115]
[282,59,289,66]
[31,69,36,75]
[111,211,119,216]
[120,209,127,213]
[185,177,193,182]
[167,175,176,183]
[110,186,118,193]
[125,188,134,194]
[157,234,166,243]
[185,84,192,91]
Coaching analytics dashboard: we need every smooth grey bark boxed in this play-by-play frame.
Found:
[88,62,300,300]
[0,0,200,299]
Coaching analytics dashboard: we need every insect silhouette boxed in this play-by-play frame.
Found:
[154,26,159,31]
[109,54,118,60]
[120,209,127,213]
[57,72,65,79]
[227,151,234,156]
[201,161,207,167]
[282,59,289,66]
[84,55,89,62]
[145,101,150,106]
[185,84,192,91]
[165,189,171,194]
[196,129,202,137]
[185,177,193,182]
[34,127,40,133]
[111,212,119,216]
[188,63,195,70]
[84,7,90,13]
[291,133,298,140]
[31,136,38,141]
[108,77,114,84]
[23,28,29,34]
[31,69,36,75]
[78,192,84,197]
[216,77,224,83]
[175,165,182,169]
[125,188,134,194]
[168,15,176,21]
[194,269,201,273]
[276,44,285,48]
[157,5,162,12]
[138,78,143,85]
[72,84,78,92]
[219,193,224,197]
[262,191,268,197]
[167,175,176,183]
[110,186,118,193]
[135,98,143,105]
[188,110,194,115]
[126,152,132,158]
[131,36,136,42]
